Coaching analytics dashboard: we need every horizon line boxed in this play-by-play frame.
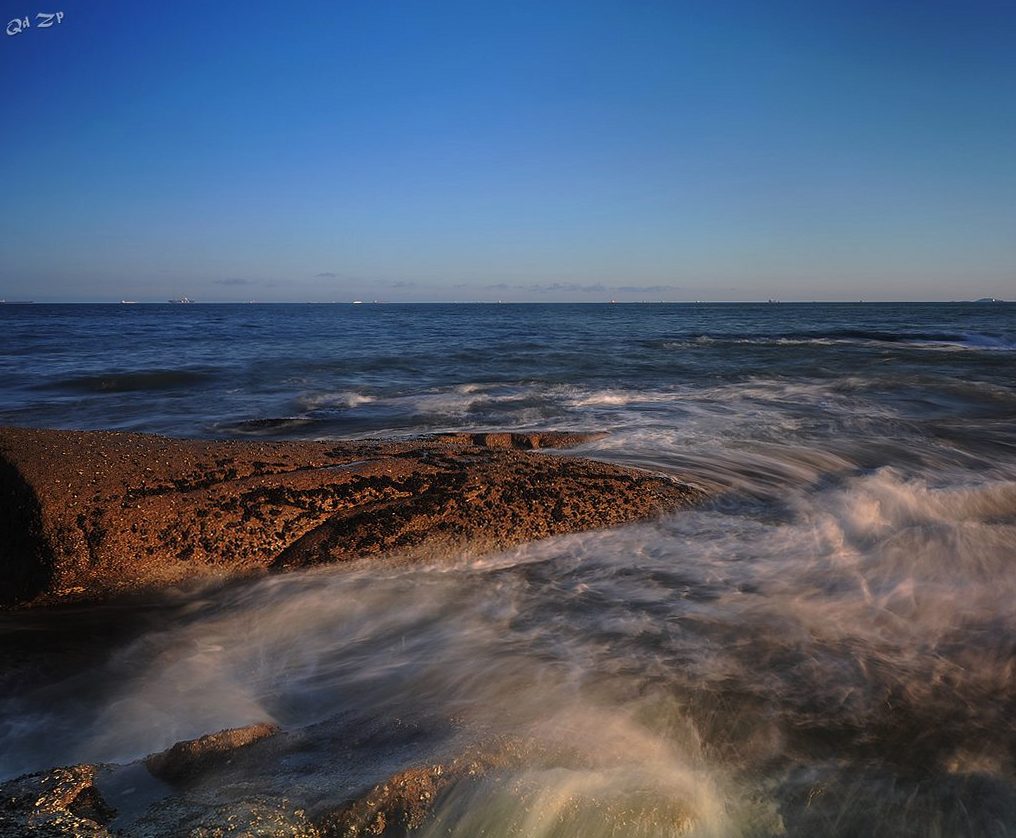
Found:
[1,299,1009,306]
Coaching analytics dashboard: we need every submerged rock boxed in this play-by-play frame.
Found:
[317,738,530,836]
[0,726,311,837]
[132,795,320,837]
[315,735,700,837]
[0,426,701,607]
[0,726,703,836]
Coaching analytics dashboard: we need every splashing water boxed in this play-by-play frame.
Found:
[1,302,1015,835]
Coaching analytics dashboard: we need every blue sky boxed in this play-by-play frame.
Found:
[1,0,1014,302]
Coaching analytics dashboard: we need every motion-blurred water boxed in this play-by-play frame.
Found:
[2,302,1015,835]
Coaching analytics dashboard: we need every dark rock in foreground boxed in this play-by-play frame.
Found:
[0,426,700,607]
[0,764,116,837]
[0,729,697,837]
[0,727,310,837]
[317,736,535,836]
[318,738,698,837]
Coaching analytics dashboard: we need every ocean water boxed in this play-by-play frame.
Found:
[1,301,1016,836]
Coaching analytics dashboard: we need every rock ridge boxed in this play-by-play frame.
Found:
[0,426,701,608]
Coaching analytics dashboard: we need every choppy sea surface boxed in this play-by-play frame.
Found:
[2,301,1016,836]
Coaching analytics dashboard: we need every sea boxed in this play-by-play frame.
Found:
[1,301,1015,836]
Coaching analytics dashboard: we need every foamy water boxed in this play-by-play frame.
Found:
[1,302,1015,834]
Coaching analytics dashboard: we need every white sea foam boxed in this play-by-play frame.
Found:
[660,330,1016,353]
[4,303,1016,833]
[3,444,1015,833]
[297,390,376,409]
[910,331,1016,352]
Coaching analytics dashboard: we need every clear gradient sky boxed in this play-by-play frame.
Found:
[2,1,1014,302]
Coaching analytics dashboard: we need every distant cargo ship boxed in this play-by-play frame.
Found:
[169,297,195,304]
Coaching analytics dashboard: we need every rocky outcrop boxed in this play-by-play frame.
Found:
[145,723,281,786]
[429,431,608,450]
[317,737,535,837]
[0,764,116,837]
[0,427,701,608]
[0,727,307,838]
[0,726,700,836]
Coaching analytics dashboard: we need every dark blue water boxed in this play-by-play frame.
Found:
[2,302,1016,836]
[2,301,1014,445]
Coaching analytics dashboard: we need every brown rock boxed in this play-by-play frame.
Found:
[0,426,701,607]
[145,723,281,785]
[0,764,115,837]
[428,430,608,450]
[0,761,320,838]
[316,738,531,837]
[314,736,698,837]
[138,796,320,837]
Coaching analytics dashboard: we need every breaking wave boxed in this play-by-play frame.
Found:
[658,328,1016,351]
[2,463,1015,835]
[3,302,1016,835]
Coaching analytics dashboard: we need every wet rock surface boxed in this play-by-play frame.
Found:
[145,723,281,786]
[0,729,318,837]
[0,427,705,834]
[0,717,705,837]
[0,763,116,837]
[316,737,537,837]
[428,431,608,450]
[315,736,699,837]
[0,426,701,608]
[131,795,321,838]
